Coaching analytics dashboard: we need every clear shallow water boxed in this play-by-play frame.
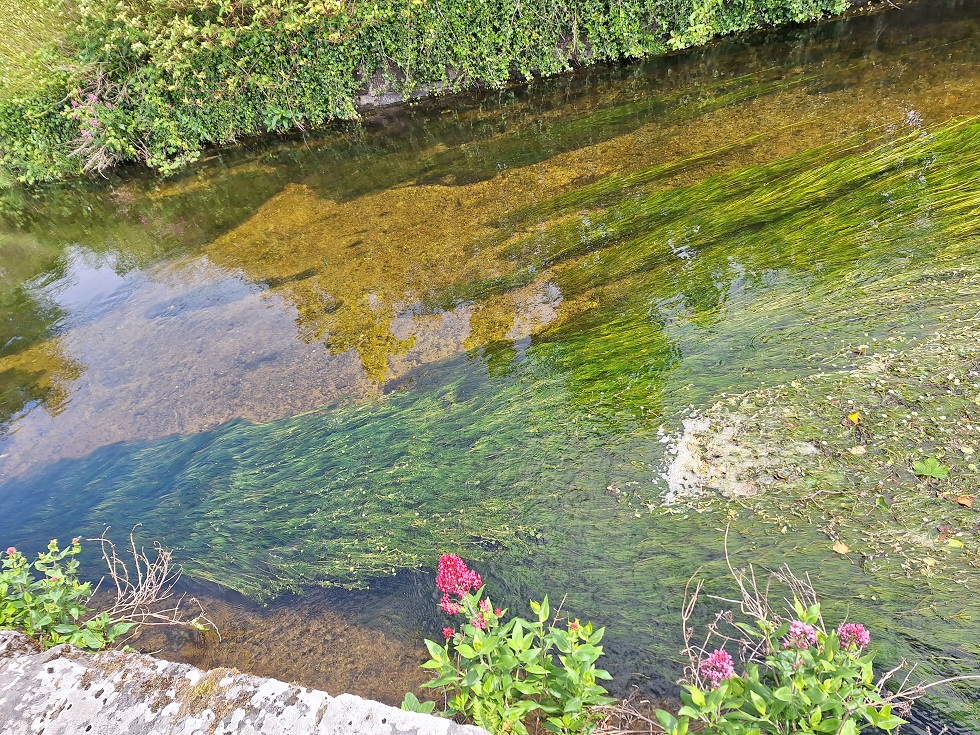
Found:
[1,0,980,725]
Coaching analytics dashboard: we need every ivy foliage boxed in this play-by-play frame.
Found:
[0,0,849,183]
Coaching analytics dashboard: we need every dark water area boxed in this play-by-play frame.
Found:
[2,0,980,728]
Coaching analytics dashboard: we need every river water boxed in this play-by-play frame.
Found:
[1,0,979,726]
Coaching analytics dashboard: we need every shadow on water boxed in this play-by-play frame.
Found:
[1,0,980,729]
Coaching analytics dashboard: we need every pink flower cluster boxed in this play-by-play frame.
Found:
[837,623,870,650]
[5,547,15,556]
[700,649,735,688]
[469,598,503,630]
[436,554,482,616]
[782,620,819,650]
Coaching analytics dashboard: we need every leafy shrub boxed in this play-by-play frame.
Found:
[1,533,214,651]
[0,538,135,649]
[657,605,904,735]
[411,554,614,735]
[0,0,850,183]
[653,565,916,735]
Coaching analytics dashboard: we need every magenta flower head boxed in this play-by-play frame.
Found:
[783,620,819,650]
[442,627,455,641]
[837,623,871,650]
[700,649,735,688]
[5,546,15,556]
[439,594,462,616]
[436,554,483,598]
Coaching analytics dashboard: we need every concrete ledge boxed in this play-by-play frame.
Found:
[0,630,487,735]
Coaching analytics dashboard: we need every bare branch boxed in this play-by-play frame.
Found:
[89,527,220,645]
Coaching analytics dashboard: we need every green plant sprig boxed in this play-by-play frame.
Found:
[409,555,614,735]
[656,596,907,735]
[0,538,136,650]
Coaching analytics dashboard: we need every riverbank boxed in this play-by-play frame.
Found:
[0,629,486,735]
[0,0,861,185]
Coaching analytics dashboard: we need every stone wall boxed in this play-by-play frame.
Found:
[0,630,487,735]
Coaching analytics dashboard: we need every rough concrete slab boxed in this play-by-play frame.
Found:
[0,630,486,735]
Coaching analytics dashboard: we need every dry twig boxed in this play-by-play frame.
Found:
[90,526,219,645]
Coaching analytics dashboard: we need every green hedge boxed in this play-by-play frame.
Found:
[0,0,849,184]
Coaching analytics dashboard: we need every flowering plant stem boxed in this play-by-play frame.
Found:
[414,554,614,735]
[655,565,910,735]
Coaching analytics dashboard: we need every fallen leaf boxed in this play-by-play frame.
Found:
[913,456,950,480]
[947,538,965,549]
[956,494,975,508]
[848,445,867,455]
[832,540,850,554]
[923,557,937,568]
[846,411,862,425]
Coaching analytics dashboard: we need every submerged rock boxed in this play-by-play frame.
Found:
[665,413,820,502]
[0,630,485,735]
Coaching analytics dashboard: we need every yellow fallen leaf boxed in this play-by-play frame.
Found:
[847,411,862,424]
[832,541,850,554]
[947,538,965,549]
[848,445,867,455]
[956,495,975,508]
[923,557,937,568]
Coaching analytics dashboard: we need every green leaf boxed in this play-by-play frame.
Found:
[460,668,481,688]
[538,596,550,623]
[421,672,458,688]
[773,686,794,702]
[78,628,106,650]
[912,456,950,479]
[684,685,706,708]
[655,710,678,732]
[512,681,540,695]
[550,629,571,653]
[875,715,908,731]
[424,638,447,661]
[107,622,136,641]
[400,692,437,714]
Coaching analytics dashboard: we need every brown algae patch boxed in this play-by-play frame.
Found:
[132,587,430,707]
[200,32,980,387]
[203,177,571,384]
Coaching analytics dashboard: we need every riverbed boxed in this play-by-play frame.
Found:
[1,0,979,727]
